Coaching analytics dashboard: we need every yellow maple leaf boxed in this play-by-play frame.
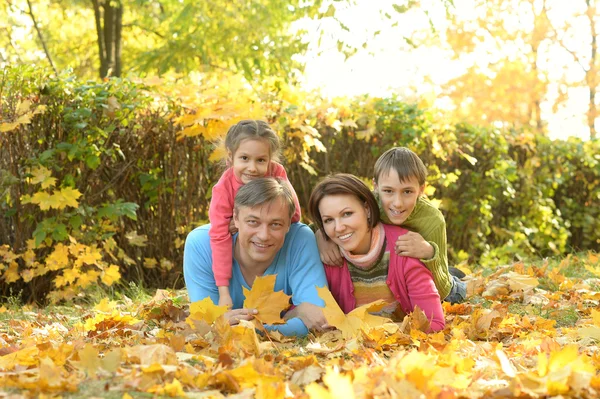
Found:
[148,378,186,397]
[585,264,600,277]
[101,349,122,373]
[592,309,600,327]
[0,122,19,132]
[306,368,355,399]
[30,166,57,189]
[101,264,121,286]
[29,191,59,211]
[45,244,70,272]
[0,346,39,370]
[76,270,100,288]
[126,230,148,247]
[94,298,117,313]
[316,286,390,339]
[3,261,20,283]
[39,357,63,386]
[187,297,228,325]
[54,187,82,209]
[74,245,103,267]
[242,275,291,324]
[78,344,101,375]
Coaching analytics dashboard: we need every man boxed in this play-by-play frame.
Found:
[183,177,327,336]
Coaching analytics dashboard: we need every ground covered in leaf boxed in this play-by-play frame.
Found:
[1,253,600,398]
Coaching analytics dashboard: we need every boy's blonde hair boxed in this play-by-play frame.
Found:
[374,147,427,186]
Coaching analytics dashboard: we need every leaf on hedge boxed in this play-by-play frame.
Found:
[54,187,82,209]
[30,191,58,210]
[126,231,148,247]
[0,122,19,133]
[30,166,56,189]
[243,275,291,324]
[101,265,121,286]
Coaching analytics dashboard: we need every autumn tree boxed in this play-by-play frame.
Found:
[1,0,337,80]
[544,0,599,139]
[432,0,552,132]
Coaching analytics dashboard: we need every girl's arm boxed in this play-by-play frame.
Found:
[403,259,446,332]
[208,178,235,288]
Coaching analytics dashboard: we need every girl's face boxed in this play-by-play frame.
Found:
[229,138,271,184]
[375,169,424,225]
[318,194,372,255]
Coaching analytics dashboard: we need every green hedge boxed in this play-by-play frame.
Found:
[1,66,598,301]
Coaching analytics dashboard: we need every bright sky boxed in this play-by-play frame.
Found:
[299,0,591,141]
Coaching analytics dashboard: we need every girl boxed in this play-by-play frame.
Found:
[308,173,444,331]
[209,120,301,308]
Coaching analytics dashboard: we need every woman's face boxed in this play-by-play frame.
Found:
[318,194,372,255]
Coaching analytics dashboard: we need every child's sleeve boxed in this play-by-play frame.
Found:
[272,163,301,223]
[208,179,234,287]
[420,219,448,270]
[403,258,446,332]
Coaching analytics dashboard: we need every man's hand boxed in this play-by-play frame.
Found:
[285,302,330,332]
[316,229,343,266]
[395,232,434,260]
[224,308,258,325]
[228,218,238,235]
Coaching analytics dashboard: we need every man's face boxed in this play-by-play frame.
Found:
[233,198,291,269]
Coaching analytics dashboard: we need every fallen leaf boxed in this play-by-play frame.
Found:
[243,275,291,324]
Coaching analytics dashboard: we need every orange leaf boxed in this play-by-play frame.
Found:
[243,275,291,324]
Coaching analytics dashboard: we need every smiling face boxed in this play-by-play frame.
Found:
[375,169,424,225]
[318,194,372,255]
[233,197,291,271]
[229,138,271,184]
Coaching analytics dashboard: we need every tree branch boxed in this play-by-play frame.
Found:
[544,1,587,72]
[25,0,57,74]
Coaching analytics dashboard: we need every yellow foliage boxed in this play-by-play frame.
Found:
[187,297,228,325]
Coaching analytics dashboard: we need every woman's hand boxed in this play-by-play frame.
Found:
[395,232,434,260]
[285,303,330,332]
[316,229,343,266]
[224,308,257,325]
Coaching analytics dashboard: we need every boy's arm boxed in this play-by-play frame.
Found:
[208,180,235,287]
[419,219,448,269]
[266,225,327,336]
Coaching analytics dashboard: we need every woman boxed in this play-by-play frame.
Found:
[308,173,445,332]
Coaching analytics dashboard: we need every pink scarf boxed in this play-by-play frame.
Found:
[339,223,385,269]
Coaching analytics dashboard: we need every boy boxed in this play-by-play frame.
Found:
[316,147,466,303]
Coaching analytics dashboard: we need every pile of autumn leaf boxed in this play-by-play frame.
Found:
[1,254,600,398]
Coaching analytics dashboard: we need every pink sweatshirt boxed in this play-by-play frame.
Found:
[324,224,445,332]
[209,162,301,287]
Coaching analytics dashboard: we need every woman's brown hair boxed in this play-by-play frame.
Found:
[308,173,380,240]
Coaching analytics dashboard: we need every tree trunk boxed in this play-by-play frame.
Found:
[91,0,123,78]
[586,0,598,139]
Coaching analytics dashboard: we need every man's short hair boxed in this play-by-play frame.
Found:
[234,178,296,220]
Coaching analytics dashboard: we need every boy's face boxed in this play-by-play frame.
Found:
[375,169,424,225]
